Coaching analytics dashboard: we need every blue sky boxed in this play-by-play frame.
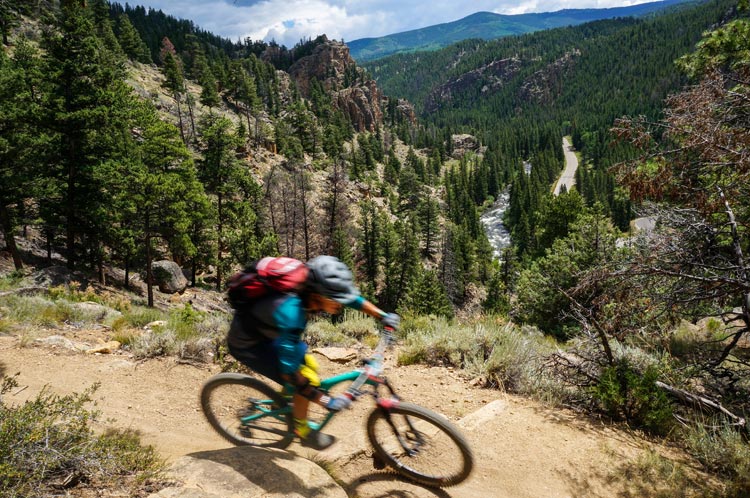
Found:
[128,0,658,48]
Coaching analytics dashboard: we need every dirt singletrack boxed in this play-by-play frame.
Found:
[0,334,689,497]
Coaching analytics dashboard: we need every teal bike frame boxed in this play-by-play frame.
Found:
[239,330,395,435]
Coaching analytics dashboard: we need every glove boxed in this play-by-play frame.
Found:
[381,313,400,330]
[323,394,352,412]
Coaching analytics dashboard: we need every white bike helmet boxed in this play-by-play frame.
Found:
[306,255,359,305]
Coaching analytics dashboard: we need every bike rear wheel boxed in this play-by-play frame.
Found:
[201,373,294,448]
[366,401,473,487]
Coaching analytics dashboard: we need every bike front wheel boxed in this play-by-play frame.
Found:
[201,373,294,449]
[366,401,473,487]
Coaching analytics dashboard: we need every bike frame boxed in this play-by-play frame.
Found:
[239,329,396,434]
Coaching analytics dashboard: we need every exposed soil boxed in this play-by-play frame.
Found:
[0,327,711,498]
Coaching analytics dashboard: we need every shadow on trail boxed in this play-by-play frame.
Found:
[344,472,451,498]
[188,446,342,496]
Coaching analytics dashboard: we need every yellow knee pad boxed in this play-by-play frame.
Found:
[298,353,320,387]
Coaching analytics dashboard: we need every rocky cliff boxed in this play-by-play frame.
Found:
[518,50,580,106]
[287,37,387,132]
[425,57,522,113]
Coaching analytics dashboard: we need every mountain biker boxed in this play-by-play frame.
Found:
[226,255,400,450]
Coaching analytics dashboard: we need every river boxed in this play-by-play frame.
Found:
[480,190,512,259]
[481,139,578,258]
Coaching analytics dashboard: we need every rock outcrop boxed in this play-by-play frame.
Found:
[287,36,388,132]
[425,57,522,113]
[148,447,347,498]
[518,49,580,105]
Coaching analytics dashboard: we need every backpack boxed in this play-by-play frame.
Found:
[227,257,309,310]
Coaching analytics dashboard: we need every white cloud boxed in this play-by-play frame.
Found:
[130,0,658,47]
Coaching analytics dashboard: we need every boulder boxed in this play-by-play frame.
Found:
[73,301,122,322]
[148,447,346,498]
[32,266,88,288]
[151,261,188,294]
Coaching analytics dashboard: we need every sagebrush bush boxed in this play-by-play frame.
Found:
[684,423,750,497]
[0,380,164,496]
[398,317,554,394]
[128,306,227,361]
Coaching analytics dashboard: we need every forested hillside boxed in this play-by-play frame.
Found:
[348,0,693,61]
[365,0,736,254]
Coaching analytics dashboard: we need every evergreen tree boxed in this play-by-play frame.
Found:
[198,114,244,289]
[160,37,186,142]
[41,2,133,271]
[116,14,151,63]
[117,109,209,306]
[405,267,454,318]
[417,197,439,258]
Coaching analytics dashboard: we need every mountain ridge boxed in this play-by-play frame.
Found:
[347,0,694,61]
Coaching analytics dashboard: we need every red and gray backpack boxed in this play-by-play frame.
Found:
[227,257,309,310]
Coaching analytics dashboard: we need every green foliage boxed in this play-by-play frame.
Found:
[403,268,454,318]
[591,361,674,435]
[0,383,164,496]
[514,212,621,336]
[684,423,750,497]
[398,318,554,392]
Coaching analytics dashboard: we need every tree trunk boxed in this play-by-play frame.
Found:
[125,257,130,290]
[45,228,52,264]
[0,203,23,270]
[145,211,154,307]
[216,193,223,291]
[175,94,185,144]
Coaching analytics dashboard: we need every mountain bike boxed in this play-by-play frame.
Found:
[200,328,474,488]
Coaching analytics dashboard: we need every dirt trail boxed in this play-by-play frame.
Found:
[0,335,674,497]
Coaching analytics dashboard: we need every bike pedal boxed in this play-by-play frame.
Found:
[373,455,386,470]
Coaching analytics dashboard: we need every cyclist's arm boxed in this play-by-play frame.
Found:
[346,295,387,320]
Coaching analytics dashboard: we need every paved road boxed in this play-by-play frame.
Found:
[554,137,578,195]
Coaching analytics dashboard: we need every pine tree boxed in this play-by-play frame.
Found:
[131,114,208,306]
[198,114,244,289]
[417,197,439,258]
[41,2,133,271]
[117,14,151,63]
[405,267,454,318]
[160,38,186,143]
[358,200,380,295]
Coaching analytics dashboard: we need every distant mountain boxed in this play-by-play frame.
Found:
[347,0,693,62]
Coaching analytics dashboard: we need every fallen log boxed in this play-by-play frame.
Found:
[655,381,746,428]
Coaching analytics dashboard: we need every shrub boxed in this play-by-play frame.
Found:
[591,361,674,435]
[684,423,750,498]
[398,318,554,394]
[0,380,165,496]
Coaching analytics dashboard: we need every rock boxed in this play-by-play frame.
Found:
[151,261,188,294]
[32,266,88,288]
[451,134,481,159]
[311,347,358,363]
[147,447,347,498]
[287,36,385,132]
[425,57,521,113]
[35,335,80,351]
[144,320,167,331]
[73,301,122,321]
[85,341,121,354]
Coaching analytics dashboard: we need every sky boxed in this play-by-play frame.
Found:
[127,0,658,48]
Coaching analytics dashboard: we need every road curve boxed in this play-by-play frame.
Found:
[554,137,578,195]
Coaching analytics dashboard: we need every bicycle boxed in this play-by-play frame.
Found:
[200,327,474,488]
